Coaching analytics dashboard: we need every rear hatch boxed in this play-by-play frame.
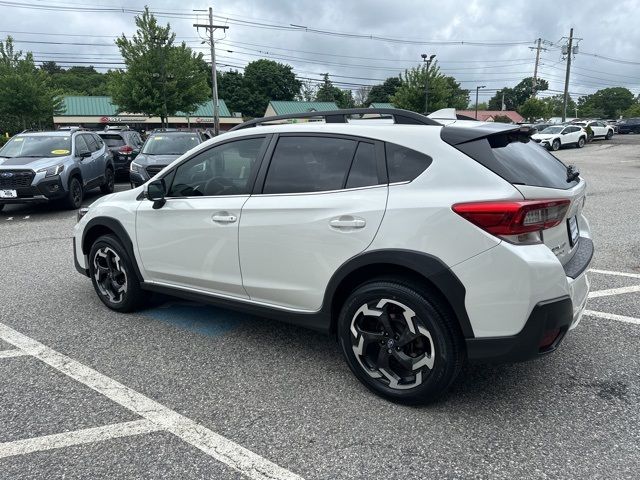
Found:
[442,123,587,269]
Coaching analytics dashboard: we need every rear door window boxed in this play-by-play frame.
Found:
[263,136,358,194]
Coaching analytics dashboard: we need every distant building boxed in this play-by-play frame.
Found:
[369,102,395,109]
[456,110,524,123]
[53,96,243,130]
[264,101,339,118]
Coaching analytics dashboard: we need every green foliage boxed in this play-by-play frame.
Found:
[314,74,354,108]
[391,62,469,113]
[108,8,208,123]
[492,115,513,124]
[48,65,109,96]
[0,36,62,133]
[623,102,640,117]
[217,60,301,118]
[473,102,488,110]
[518,97,550,121]
[541,94,577,118]
[488,77,549,111]
[577,88,635,118]
[366,77,402,106]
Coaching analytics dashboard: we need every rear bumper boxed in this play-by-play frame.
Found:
[466,296,574,363]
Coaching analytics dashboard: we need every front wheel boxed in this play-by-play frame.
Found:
[88,235,148,312]
[605,130,613,140]
[64,176,83,209]
[100,167,115,194]
[577,137,586,148]
[337,279,464,404]
[551,139,561,151]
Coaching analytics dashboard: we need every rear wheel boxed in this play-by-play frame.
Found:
[577,136,586,148]
[100,167,115,194]
[88,234,148,312]
[337,279,464,404]
[551,139,561,151]
[64,176,83,209]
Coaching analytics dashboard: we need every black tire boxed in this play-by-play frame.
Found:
[577,136,586,148]
[551,139,561,151]
[337,278,464,405]
[100,167,115,194]
[64,176,83,209]
[605,130,613,140]
[88,234,148,312]
[0,204,4,212]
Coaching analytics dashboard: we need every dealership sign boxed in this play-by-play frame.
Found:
[100,116,142,123]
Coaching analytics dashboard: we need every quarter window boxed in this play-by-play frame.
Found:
[168,137,267,197]
[263,136,358,194]
[385,143,432,183]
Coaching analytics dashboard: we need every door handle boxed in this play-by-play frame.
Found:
[330,217,366,229]
[212,213,237,223]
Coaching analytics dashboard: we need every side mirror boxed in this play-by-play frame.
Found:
[78,150,91,158]
[146,179,166,209]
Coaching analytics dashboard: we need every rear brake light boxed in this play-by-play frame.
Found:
[119,145,133,154]
[452,199,570,242]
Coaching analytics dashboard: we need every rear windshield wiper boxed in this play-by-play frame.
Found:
[566,164,580,182]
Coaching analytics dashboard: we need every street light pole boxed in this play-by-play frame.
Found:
[475,85,486,120]
[421,53,436,115]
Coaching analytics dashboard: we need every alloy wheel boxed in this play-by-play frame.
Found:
[350,298,435,390]
[93,246,128,304]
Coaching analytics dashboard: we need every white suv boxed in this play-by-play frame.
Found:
[73,109,593,404]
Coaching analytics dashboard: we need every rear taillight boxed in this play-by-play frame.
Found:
[452,199,570,244]
[119,145,133,154]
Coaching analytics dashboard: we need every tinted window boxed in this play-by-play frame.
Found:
[455,132,578,190]
[75,135,90,155]
[168,137,266,197]
[346,142,379,189]
[142,133,200,155]
[99,134,126,147]
[83,134,99,152]
[263,136,357,194]
[385,143,432,183]
[94,135,104,149]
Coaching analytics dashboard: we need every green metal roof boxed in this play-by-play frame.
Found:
[370,102,395,109]
[269,101,339,115]
[60,96,232,117]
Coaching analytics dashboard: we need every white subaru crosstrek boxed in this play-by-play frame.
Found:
[73,109,593,404]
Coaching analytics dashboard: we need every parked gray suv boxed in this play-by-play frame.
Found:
[0,130,115,211]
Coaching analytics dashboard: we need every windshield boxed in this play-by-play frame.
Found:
[540,126,564,134]
[142,134,200,155]
[0,135,72,158]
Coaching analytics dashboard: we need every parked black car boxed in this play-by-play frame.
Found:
[129,130,205,187]
[97,128,144,175]
[617,118,640,134]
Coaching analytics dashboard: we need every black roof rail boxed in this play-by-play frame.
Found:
[229,108,441,132]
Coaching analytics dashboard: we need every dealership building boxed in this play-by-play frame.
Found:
[53,96,243,131]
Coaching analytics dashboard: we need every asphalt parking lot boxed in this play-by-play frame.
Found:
[1,134,639,479]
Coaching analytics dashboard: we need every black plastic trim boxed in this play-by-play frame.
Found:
[563,237,594,279]
[73,237,89,277]
[465,296,573,363]
[81,217,144,283]
[440,122,521,145]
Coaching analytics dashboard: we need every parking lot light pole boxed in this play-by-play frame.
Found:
[475,85,486,120]
[421,54,436,115]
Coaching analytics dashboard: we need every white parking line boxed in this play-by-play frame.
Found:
[588,285,640,298]
[0,321,303,480]
[590,268,640,279]
[0,349,29,359]
[0,420,161,459]
[584,310,640,326]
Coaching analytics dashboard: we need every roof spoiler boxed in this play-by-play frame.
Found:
[428,108,477,121]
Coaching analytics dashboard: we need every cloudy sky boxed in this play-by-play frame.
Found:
[2,0,639,105]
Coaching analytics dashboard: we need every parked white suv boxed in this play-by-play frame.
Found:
[73,109,593,404]
[531,125,588,151]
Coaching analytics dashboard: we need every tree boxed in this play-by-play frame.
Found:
[296,79,317,102]
[314,74,354,108]
[577,87,635,118]
[242,59,301,117]
[623,103,640,117]
[366,77,401,106]
[390,62,469,113]
[541,94,577,118]
[493,115,513,123]
[48,66,109,96]
[108,8,208,126]
[354,86,371,107]
[518,97,550,121]
[0,36,62,132]
[488,77,549,111]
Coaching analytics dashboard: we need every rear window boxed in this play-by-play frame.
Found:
[455,132,578,190]
[99,134,125,147]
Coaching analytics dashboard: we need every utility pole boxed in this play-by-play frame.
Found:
[421,53,436,115]
[562,28,574,122]
[530,38,546,97]
[475,85,486,120]
[194,7,228,136]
